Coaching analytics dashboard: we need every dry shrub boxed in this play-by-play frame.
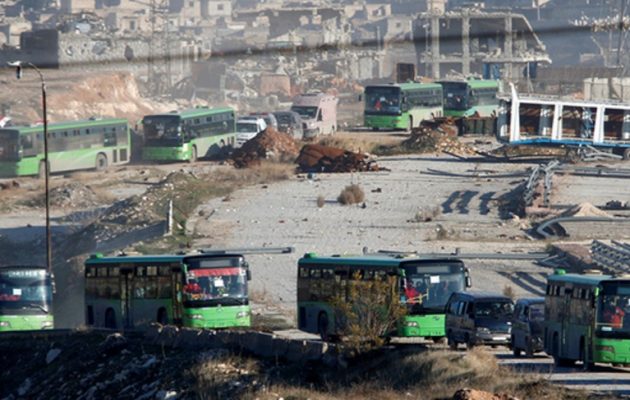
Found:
[337,184,365,205]
[503,285,516,301]
[317,195,325,208]
[330,272,406,354]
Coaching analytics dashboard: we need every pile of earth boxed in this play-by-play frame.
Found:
[558,202,613,218]
[403,123,476,156]
[231,128,300,168]
[58,171,199,257]
[295,143,382,173]
[22,182,101,209]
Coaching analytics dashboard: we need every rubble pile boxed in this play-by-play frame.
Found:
[558,202,613,218]
[231,128,300,168]
[0,180,19,191]
[403,123,476,156]
[295,144,382,173]
[452,388,519,400]
[49,182,101,208]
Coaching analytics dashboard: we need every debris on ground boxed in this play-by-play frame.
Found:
[0,180,19,191]
[231,128,300,168]
[603,200,629,210]
[452,388,519,400]
[490,145,570,159]
[295,144,383,172]
[403,122,476,156]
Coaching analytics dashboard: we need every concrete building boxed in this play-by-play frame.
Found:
[413,10,550,80]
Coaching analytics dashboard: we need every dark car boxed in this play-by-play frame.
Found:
[445,291,514,350]
[511,297,545,357]
[273,111,303,139]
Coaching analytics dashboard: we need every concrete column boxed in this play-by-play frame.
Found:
[539,105,551,136]
[497,100,508,139]
[551,103,562,140]
[504,14,513,80]
[431,15,440,79]
[462,16,470,76]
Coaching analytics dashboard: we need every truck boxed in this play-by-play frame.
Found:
[290,92,338,139]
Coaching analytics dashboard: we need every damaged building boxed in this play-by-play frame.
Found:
[413,11,550,80]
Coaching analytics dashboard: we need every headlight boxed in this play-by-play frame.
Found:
[41,321,53,328]
[190,314,203,320]
[405,321,419,327]
[236,311,249,319]
[476,327,490,333]
[596,345,615,353]
[0,321,10,327]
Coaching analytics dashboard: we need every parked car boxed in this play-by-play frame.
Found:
[273,111,303,139]
[511,297,545,357]
[290,92,338,139]
[248,112,278,131]
[445,291,514,350]
[235,117,266,148]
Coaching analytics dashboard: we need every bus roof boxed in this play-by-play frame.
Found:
[85,253,246,265]
[439,79,499,90]
[547,272,614,286]
[298,253,463,267]
[143,107,234,121]
[366,82,442,91]
[0,118,128,135]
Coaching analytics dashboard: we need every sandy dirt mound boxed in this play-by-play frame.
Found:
[231,128,300,168]
[47,73,173,124]
[295,143,382,172]
[559,202,613,218]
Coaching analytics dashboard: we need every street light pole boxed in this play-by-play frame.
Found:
[12,62,51,274]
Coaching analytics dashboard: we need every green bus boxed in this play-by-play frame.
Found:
[544,270,630,368]
[363,83,443,130]
[0,118,130,178]
[297,253,471,341]
[0,266,53,331]
[440,79,500,118]
[85,252,252,330]
[141,107,236,162]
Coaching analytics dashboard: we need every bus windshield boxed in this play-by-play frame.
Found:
[183,266,248,306]
[442,82,469,110]
[597,284,630,334]
[143,116,182,140]
[0,269,51,315]
[402,263,465,313]
[0,130,20,161]
[365,87,401,114]
[291,106,318,119]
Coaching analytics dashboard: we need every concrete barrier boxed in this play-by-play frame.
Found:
[144,324,338,365]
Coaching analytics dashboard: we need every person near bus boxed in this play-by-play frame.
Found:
[405,279,420,304]
[603,299,625,328]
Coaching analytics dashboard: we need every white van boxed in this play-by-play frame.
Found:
[235,117,266,148]
[290,92,338,139]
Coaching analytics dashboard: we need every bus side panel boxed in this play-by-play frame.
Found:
[143,144,191,161]
[88,298,122,328]
[0,158,40,177]
[130,298,173,328]
[298,301,335,335]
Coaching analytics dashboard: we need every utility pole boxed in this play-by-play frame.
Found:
[148,0,172,96]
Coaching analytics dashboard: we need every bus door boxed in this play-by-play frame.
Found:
[171,268,183,325]
[119,267,134,329]
[560,285,573,357]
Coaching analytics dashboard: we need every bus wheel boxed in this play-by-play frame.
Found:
[104,308,117,329]
[38,160,47,179]
[190,146,198,163]
[317,312,330,342]
[157,308,168,325]
[95,153,108,171]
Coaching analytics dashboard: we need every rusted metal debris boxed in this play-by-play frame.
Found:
[295,144,383,173]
